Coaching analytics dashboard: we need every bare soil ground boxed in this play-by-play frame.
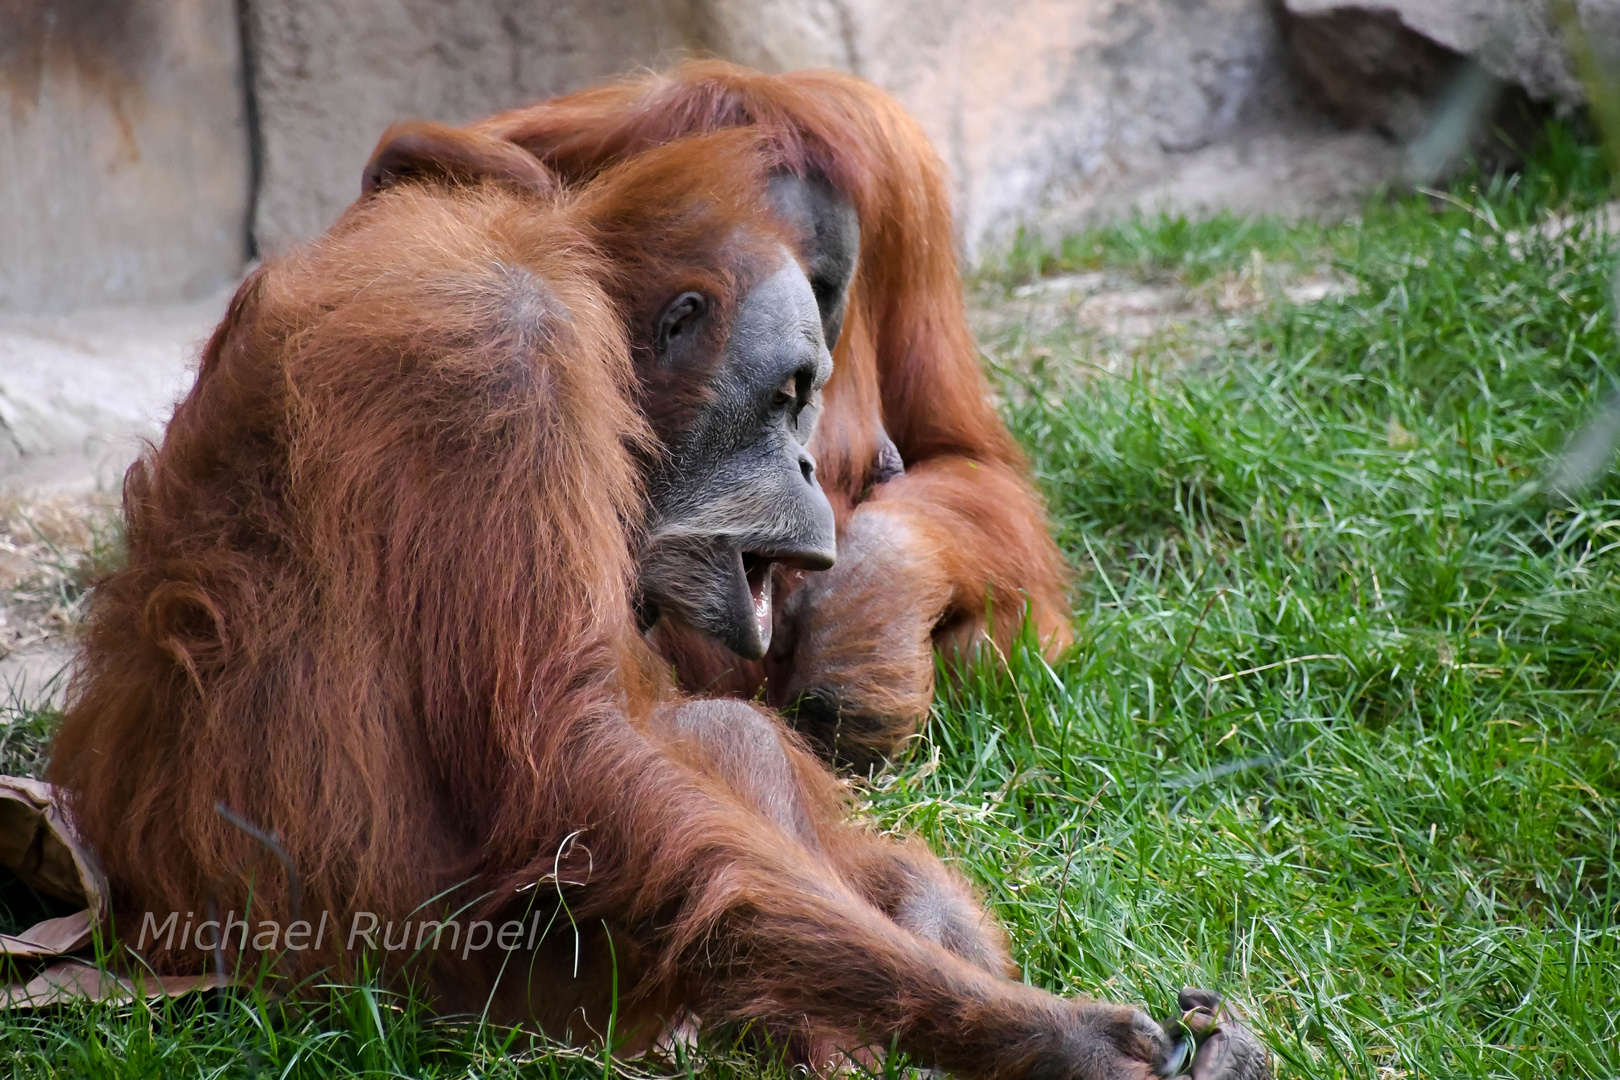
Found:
[968,257,1356,376]
[0,288,226,706]
[0,492,117,708]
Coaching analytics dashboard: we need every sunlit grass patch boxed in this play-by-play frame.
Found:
[901,126,1619,1078]
[2,127,1617,1078]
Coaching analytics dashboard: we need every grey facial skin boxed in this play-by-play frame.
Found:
[640,248,837,660]
[767,171,859,350]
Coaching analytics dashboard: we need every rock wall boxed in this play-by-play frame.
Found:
[246,0,697,251]
[9,0,1620,314]
[0,0,252,313]
[245,0,1305,259]
[1286,0,1620,110]
[838,0,1304,255]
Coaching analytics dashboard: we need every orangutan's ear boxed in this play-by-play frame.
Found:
[361,121,558,197]
[767,171,860,351]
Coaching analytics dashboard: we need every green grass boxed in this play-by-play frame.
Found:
[2,132,1618,1077]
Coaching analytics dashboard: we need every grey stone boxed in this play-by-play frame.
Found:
[835,0,1347,255]
[1285,0,1620,110]
[0,289,230,497]
[0,0,252,313]
[246,0,1371,259]
[246,0,701,252]
[14,0,1524,315]
[1285,5,1469,141]
[682,0,856,74]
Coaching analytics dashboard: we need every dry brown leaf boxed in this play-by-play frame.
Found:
[2,960,226,1009]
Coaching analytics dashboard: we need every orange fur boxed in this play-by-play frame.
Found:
[46,131,1169,1079]
[470,62,1073,760]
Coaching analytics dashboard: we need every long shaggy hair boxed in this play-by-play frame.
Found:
[45,91,1193,1080]
[48,132,788,984]
[460,64,1076,762]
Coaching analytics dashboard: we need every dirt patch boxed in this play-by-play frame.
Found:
[970,258,1357,376]
[0,491,117,711]
[0,288,221,717]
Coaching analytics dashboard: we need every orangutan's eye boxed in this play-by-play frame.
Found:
[772,374,797,412]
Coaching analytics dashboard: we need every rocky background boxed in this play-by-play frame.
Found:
[1,0,1618,692]
[7,0,1617,314]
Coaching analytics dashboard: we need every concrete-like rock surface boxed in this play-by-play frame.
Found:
[245,0,1399,257]
[1285,0,1620,109]
[1023,117,1402,247]
[1285,4,1475,141]
[0,0,250,313]
[839,0,1323,254]
[247,0,698,251]
[0,292,226,496]
[12,0,1618,307]
[17,0,1526,296]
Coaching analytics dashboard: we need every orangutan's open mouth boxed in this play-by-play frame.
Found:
[741,552,773,645]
